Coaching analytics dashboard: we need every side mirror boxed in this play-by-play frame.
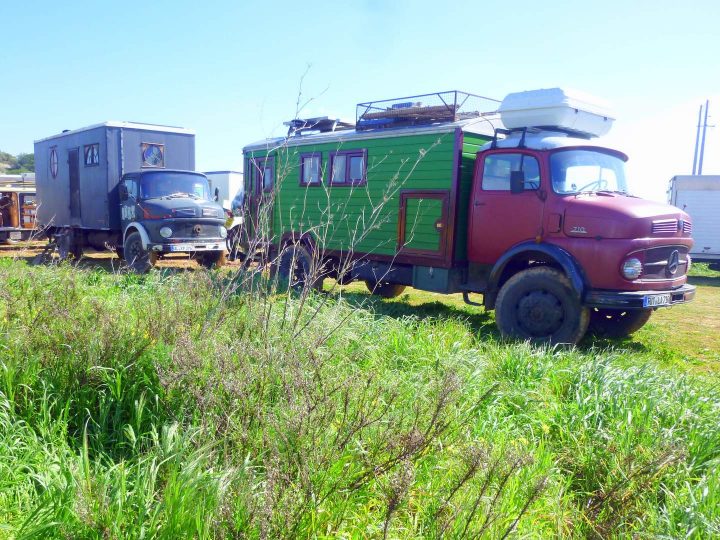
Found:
[510,171,525,194]
[119,184,129,201]
[214,187,220,202]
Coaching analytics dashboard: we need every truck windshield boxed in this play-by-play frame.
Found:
[550,149,628,195]
[140,172,211,201]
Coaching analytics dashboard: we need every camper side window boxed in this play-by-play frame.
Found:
[300,154,322,186]
[330,150,366,186]
[252,157,274,193]
[84,143,100,167]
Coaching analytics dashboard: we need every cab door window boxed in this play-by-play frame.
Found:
[124,177,139,199]
[482,154,540,191]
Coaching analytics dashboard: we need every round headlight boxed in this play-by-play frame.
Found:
[219,226,228,239]
[621,258,643,280]
[159,227,173,238]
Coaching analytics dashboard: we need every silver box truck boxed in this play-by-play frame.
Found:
[669,175,720,269]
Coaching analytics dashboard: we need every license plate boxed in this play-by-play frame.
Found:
[643,293,672,307]
[9,231,21,240]
[169,244,195,252]
[168,243,220,252]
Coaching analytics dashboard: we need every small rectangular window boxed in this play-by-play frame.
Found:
[84,143,100,167]
[332,155,346,183]
[330,150,366,186]
[252,157,274,192]
[141,143,165,168]
[300,154,322,185]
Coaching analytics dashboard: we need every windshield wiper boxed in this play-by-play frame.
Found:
[596,189,637,197]
[165,192,201,199]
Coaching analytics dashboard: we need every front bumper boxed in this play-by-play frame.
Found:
[149,239,224,253]
[0,228,34,243]
[584,283,696,309]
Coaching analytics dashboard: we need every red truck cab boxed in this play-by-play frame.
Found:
[467,127,695,344]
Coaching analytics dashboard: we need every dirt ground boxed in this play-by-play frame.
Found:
[0,240,243,271]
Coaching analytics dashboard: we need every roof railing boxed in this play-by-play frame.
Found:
[356,90,499,131]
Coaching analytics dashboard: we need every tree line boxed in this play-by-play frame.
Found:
[0,151,35,174]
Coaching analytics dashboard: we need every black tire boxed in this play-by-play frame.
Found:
[587,308,652,338]
[124,232,157,273]
[55,229,82,260]
[273,243,323,292]
[365,280,406,299]
[495,267,589,345]
[198,250,227,269]
[226,227,246,261]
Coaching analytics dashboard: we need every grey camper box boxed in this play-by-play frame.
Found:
[35,122,195,233]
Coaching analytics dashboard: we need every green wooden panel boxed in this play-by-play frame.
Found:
[403,197,443,252]
[261,130,463,256]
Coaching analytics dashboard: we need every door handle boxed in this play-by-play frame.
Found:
[473,201,485,207]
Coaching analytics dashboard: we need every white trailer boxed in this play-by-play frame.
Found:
[669,175,720,267]
[204,170,243,210]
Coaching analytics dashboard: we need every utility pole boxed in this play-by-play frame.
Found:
[698,100,710,175]
[692,104,702,174]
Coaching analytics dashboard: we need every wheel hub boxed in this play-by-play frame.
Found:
[516,291,564,336]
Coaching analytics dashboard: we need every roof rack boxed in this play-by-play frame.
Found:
[284,116,355,137]
[356,90,499,131]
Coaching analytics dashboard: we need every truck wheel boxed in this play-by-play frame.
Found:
[226,227,246,261]
[124,232,157,273]
[587,308,652,338]
[56,229,82,260]
[365,280,406,299]
[198,251,227,269]
[273,244,323,292]
[495,267,589,345]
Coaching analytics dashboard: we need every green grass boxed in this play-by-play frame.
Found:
[0,258,718,538]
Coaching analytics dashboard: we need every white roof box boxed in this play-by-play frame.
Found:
[499,88,615,138]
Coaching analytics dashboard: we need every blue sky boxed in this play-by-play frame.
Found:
[2,0,719,200]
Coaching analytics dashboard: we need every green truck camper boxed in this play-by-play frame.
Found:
[237,91,498,296]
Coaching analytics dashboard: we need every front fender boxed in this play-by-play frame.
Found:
[123,222,152,249]
[486,241,587,309]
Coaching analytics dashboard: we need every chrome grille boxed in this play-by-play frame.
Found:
[641,245,689,280]
[683,220,692,235]
[652,219,677,234]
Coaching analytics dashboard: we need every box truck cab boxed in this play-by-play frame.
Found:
[240,89,695,344]
[118,169,227,271]
[470,129,694,343]
[34,122,227,271]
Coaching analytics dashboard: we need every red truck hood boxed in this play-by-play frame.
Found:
[562,192,690,239]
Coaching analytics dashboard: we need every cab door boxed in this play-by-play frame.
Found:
[468,151,545,264]
[244,156,275,242]
[119,175,140,232]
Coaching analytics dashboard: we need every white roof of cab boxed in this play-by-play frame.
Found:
[481,129,626,158]
[35,121,194,143]
[243,116,500,153]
